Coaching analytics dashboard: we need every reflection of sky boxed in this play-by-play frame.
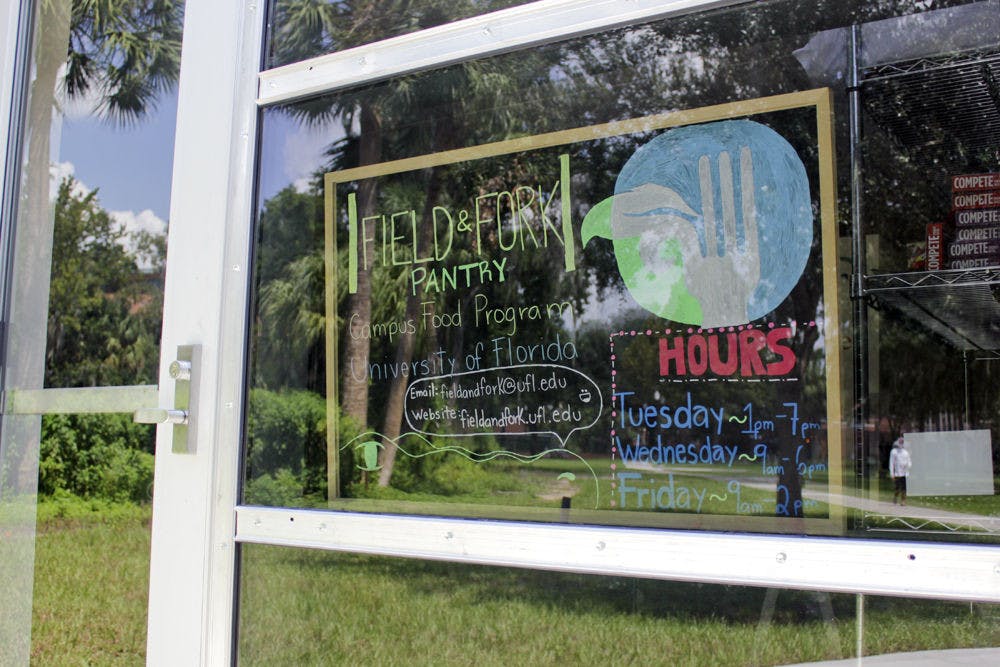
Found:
[58,91,178,221]
[58,90,346,231]
[259,110,344,201]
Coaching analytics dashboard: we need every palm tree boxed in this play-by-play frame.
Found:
[7,0,182,481]
[267,0,546,492]
[64,0,183,123]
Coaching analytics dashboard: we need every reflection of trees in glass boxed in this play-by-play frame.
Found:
[266,0,527,68]
[260,0,568,494]
[33,0,182,386]
[64,0,183,122]
[46,177,163,387]
[252,186,326,391]
[251,0,985,515]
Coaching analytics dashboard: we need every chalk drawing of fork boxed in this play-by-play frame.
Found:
[685,146,761,327]
[580,145,763,327]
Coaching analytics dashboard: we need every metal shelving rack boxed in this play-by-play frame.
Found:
[860,48,1000,173]
[850,31,1000,533]
[856,39,1000,354]
[864,268,1000,353]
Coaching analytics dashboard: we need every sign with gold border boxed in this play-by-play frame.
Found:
[324,88,843,535]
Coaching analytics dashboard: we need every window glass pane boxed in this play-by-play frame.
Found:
[851,1,1000,537]
[43,2,181,389]
[237,544,1000,665]
[0,1,183,662]
[246,0,1000,542]
[864,302,1000,534]
[265,0,533,68]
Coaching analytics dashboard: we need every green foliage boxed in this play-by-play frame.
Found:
[242,389,375,506]
[425,456,505,496]
[39,413,155,503]
[244,389,328,502]
[253,186,326,391]
[243,468,315,507]
[46,177,163,387]
[39,176,166,503]
[351,446,523,500]
[385,449,495,496]
[36,491,152,525]
[65,0,184,124]
[242,387,545,505]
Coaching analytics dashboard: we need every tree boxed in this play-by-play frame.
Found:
[263,0,563,492]
[64,0,183,123]
[46,176,163,387]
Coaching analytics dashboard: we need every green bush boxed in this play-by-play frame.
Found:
[40,413,155,503]
[243,468,312,506]
[37,490,152,523]
[245,389,328,501]
[426,455,494,496]
[242,390,370,505]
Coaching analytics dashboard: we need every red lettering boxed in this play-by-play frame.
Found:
[687,335,708,376]
[738,329,767,376]
[708,333,739,375]
[765,327,796,375]
[658,336,687,376]
[657,329,798,378]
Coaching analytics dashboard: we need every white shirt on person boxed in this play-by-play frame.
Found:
[889,444,912,478]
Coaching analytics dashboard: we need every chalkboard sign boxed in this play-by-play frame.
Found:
[325,89,843,534]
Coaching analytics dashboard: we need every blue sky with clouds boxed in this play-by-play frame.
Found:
[58,91,178,221]
[58,87,340,233]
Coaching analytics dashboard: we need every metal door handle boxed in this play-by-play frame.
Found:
[133,344,201,453]
[134,408,189,425]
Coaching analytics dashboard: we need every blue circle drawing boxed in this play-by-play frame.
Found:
[593,119,813,326]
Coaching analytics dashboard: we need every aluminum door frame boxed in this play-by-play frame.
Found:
[146,1,1000,664]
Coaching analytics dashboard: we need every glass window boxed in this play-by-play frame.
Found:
[42,1,180,389]
[844,1,1000,536]
[246,0,1000,543]
[237,544,1000,665]
[0,1,183,662]
[265,0,533,68]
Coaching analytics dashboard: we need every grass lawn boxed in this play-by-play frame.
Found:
[238,544,1000,666]
[28,499,1000,666]
[348,454,831,518]
[871,476,1000,516]
[31,502,152,666]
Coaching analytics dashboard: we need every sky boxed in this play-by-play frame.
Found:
[259,109,343,199]
[57,85,340,251]
[58,90,178,221]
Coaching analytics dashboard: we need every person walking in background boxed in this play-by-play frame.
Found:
[889,436,912,506]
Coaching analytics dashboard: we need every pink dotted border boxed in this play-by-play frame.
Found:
[606,320,817,508]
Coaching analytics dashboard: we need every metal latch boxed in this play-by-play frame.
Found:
[134,344,201,453]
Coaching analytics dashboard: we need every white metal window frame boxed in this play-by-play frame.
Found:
[0,2,31,664]
[147,0,1000,664]
[0,1,24,309]
[0,0,20,203]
